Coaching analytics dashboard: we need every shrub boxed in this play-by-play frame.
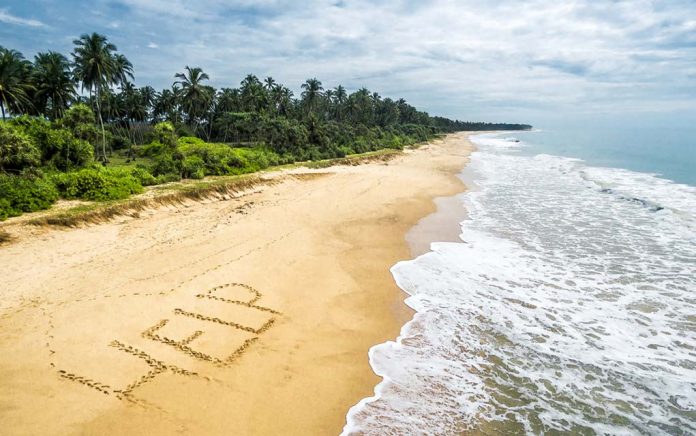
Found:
[0,122,41,171]
[139,141,167,157]
[150,152,182,177]
[154,173,181,184]
[129,166,157,186]
[153,122,177,147]
[44,129,94,170]
[62,104,99,144]
[182,155,206,179]
[178,136,206,146]
[52,167,143,201]
[111,135,131,151]
[63,103,96,127]
[8,116,93,170]
[176,141,280,176]
[0,174,59,220]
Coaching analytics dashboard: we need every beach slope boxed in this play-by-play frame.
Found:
[0,133,472,435]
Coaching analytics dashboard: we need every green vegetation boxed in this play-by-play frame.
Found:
[0,33,531,221]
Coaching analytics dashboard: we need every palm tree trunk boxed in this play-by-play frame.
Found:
[95,84,107,162]
[1,102,5,121]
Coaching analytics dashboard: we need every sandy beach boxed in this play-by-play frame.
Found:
[0,132,473,435]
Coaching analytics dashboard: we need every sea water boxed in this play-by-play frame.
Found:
[343,130,696,435]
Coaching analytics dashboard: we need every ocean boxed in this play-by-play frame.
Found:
[342,128,696,435]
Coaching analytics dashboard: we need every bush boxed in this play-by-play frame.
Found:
[0,123,41,171]
[150,152,182,177]
[182,155,206,179]
[44,129,94,170]
[7,116,94,170]
[154,173,181,184]
[129,166,157,186]
[0,174,59,220]
[176,141,280,176]
[139,141,167,157]
[153,122,177,147]
[62,104,99,144]
[178,136,206,146]
[111,135,131,151]
[52,167,143,201]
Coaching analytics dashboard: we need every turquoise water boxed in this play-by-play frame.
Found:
[344,131,696,435]
[514,126,696,186]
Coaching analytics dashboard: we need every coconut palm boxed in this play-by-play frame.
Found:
[0,46,34,120]
[32,51,76,120]
[301,78,323,114]
[139,85,156,117]
[72,33,119,161]
[152,88,179,123]
[174,66,213,127]
[112,54,134,88]
[264,76,276,90]
[240,74,265,112]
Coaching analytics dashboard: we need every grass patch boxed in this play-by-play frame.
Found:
[107,151,154,169]
[27,174,274,228]
[303,149,401,169]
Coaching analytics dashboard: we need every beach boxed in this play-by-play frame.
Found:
[0,132,473,435]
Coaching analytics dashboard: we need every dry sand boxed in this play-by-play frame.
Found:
[0,132,473,435]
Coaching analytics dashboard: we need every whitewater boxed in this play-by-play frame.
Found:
[342,133,696,435]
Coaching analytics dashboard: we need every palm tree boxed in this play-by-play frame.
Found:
[301,78,323,114]
[32,51,76,120]
[139,85,156,118]
[264,76,276,90]
[153,88,177,122]
[112,54,133,88]
[174,66,212,127]
[0,47,33,120]
[273,85,293,116]
[333,85,347,121]
[72,33,119,161]
[240,74,265,112]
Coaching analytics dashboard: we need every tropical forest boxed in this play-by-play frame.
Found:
[0,33,530,220]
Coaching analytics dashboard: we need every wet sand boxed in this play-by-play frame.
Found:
[0,133,473,435]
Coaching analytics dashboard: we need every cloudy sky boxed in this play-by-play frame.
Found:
[1,0,695,126]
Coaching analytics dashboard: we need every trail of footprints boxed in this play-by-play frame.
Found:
[50,282,281,406]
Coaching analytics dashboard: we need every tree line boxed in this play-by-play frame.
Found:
[0,32,530,219]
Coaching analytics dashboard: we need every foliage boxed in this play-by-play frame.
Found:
[51,167,143,201]
[0,122,41,171]
[177,141,278,176]
[0,174,59,220]
[181,155,206,179]
[0,46,34,120]
[129,166,157,186]
[31,51,76,120]
[9,116,93,170]
[0,35,532,220]
[153,121,177,147]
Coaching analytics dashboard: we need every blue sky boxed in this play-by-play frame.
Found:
[1,0,695,126]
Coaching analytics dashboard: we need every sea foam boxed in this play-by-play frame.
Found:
[343,134,696,435]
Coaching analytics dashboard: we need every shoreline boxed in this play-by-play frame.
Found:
[0,133,474,435]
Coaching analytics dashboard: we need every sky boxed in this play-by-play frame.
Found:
[1,0,695,127]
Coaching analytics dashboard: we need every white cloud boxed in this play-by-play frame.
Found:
[147,42,159,49]
[0,9,44,27]
[68,0,696,120]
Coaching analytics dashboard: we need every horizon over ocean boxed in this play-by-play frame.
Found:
[514,122,696,187]
[343,125,696,435]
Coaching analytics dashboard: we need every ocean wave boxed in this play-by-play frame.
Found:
[343,136,696,435]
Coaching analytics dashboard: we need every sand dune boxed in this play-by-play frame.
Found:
[0,133,472,435]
